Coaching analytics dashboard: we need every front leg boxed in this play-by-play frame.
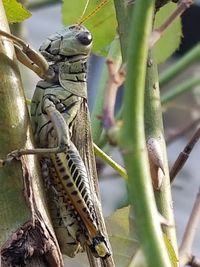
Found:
[0,29,53,80]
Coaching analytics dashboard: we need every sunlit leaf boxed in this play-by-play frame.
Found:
[154,2,182,63]
[163,234,179,267]
[3,0,31,23]
[106,206,140,267]
[62,0,116,56]
[128,249,147,267]
[62,1,181,61]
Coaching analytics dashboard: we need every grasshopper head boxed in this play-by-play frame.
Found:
[39,25,92,62]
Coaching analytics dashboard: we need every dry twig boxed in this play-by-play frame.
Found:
[170,128,200,182]
[179,189,200,267]
[149,0,193,48]
[102,58,125,129]
[188,255,200,267]
[101,58,125,145]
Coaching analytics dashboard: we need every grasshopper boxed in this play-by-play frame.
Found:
[0,16,113,264]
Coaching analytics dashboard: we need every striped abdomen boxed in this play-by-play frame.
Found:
[50,142,110,257]
[41,158,87,257]
[51,141,98,239]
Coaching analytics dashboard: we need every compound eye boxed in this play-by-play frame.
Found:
[76,31,92,46]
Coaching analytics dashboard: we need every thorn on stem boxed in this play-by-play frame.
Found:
[158,212,174,227]
[147,137,165,190]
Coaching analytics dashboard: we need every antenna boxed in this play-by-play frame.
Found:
[78,0,90,25]
[78,0,110,25]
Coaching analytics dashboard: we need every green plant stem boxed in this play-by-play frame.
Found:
[91,36,121,144]
[145,51,178,254]
[0,5,31,244]
[119,1,171,267]
[0,3,62,266]
[161,76,200,105]
[93,143,127,180]
[110,75,200,123]
[113,0,128,61]
[117,63,200,122]
[159,43,200,87]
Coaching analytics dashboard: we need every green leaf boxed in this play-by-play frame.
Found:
[128,249,147,267]
[154,2,182,64]
[163,234,179,267]
[62,0,116,56]
[3,0,31,23]
[106,206,140,267]
[106,207,179,267]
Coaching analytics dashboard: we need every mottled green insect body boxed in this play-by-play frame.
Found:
[31,25,110,258]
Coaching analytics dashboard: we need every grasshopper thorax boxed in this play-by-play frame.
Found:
[39,25,92,63]
[38,25,92,98]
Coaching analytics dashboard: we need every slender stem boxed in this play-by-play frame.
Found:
[112,76,200,127]
[102,58,125,130]
[113,0,129,61]
[161,77,200,105]
[119,1,171,267]
[158,0,192,33]
[159,44,200,87]
[0,3,63,266]
[150,0,193,47]
[179,190,200,267]
[170,128,200,182]
[189,256,200,267]
[93,143,127,180]
[91,36,121,144]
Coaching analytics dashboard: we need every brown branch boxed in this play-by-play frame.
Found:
[149,0,193,48]
[102,58,125,129]
[101,58,125,145]
[189,256,200,267]
[179,189,200,267]
[170,127,200,182]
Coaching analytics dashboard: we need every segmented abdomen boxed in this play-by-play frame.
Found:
[41,158,87,257]
[51,141,99,238]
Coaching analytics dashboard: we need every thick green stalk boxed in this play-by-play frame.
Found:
[113,0,133,62]
[91,36,121,144]
[110,74,200,124]
[161,76,200,105]
[159,44,200,86]
[120,1,171,267]
[0,7,31,242]
[145,50,178,254]
[0,3,62,266]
